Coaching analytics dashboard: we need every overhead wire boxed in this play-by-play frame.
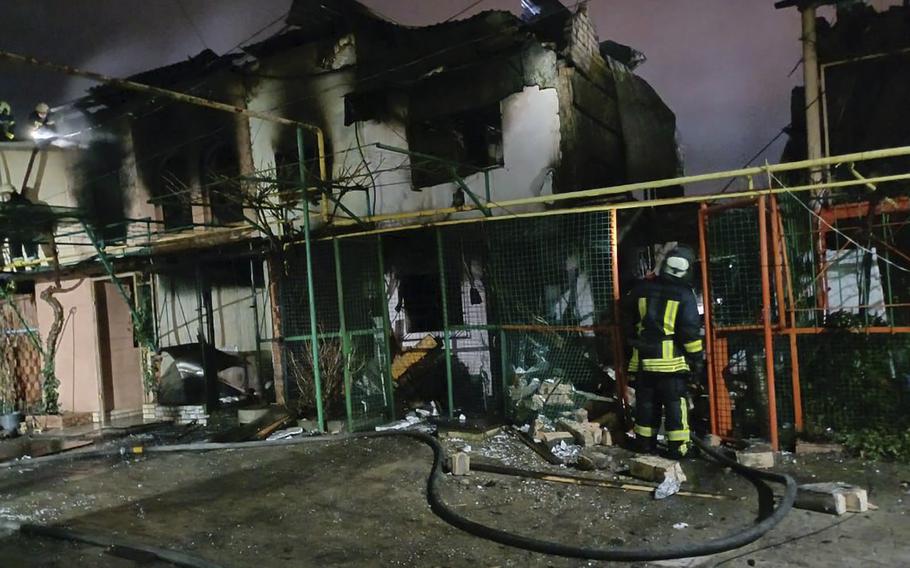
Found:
[770,170,910,274]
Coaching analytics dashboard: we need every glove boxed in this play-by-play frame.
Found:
[688,357,705,380]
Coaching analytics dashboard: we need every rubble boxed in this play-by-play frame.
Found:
[266,426,303,441]
[550,440,581,464]
[629,455,687,485]
[735,448,775,469]
[536,431,574,448]
[795,482,869,515]
[448,452,471,476]
[238,407,270,425]
[795,440,844,455]
[556,418,602,446]
[575,447,613,471]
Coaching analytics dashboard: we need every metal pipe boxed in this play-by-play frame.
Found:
[298,127,324,432]
[698,203,718,435]
[758,196,779,450]
[609,209,628,418]
[436,228,455,418]
[322,171,910,242]
[333,238,354,432]
[375,235,396,420]
[350,146,910,224]
[248,254,262,393]
[772,195,803,432]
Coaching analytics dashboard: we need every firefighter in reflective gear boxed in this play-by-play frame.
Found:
[0,101,14,140]
[625,244,704,458]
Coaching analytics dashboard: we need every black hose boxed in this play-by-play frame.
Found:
[3,432,796,563]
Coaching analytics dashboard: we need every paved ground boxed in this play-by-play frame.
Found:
[0,431,907,567]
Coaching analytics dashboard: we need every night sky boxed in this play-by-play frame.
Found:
[0,1,898,182]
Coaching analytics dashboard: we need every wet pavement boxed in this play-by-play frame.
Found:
[0,431,907,567]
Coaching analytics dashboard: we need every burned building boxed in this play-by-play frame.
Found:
[2,0,683,429]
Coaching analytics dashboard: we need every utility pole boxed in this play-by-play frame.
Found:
[801,2,825,190]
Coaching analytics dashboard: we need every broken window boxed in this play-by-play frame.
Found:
[158,154,194,231]
[398,272,464,333]
[203,144,245,225]
[407,104,503,189]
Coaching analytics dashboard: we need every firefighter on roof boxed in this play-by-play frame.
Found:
[625,244,704,459]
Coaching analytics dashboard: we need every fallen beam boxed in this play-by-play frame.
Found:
[470,459,732,500]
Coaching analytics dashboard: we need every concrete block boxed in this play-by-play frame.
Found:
[705,434,723,447]
[736,450,774,469]
[537,431,574,448]
[327,420,346,434]
[557,419,601,446]
[561,408,587,423]
[238,408,270,425]
[538,381,573,397]
[576,448,613,471]
[796,482,868,515]
[599,428,613,447]
[629,455,687,484]
[448,452,470,476]
[795,440,844,455]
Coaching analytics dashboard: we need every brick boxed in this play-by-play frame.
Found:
[629,455,687,484]
[448,452,471,476]
[539,381,573,397]
[566,408,588,423]
[537,431,574,448]
[599,428,613,446]
[705,434,723,447]
[557,419,601,446]
[796,482,868,515]
[795,440,844,455]
[736,450,774,469]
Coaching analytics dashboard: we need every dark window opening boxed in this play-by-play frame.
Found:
[274,135,323,208]
[407,104,503,189]
[203,144,245,225]
[398,272,464,333]
[159,155,194,231]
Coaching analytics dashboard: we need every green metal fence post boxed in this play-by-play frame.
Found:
[376,235,396,419]
[499,328,509,415]
[436,227,455,417]
[333,238,354,431]
[298,126,325,432]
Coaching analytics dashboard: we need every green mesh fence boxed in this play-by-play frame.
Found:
[706,207,763,326]
[280,210,618,428]
[281,237,394,431]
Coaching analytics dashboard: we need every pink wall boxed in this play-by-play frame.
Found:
[35,279,101,414]
[97,282,144,411]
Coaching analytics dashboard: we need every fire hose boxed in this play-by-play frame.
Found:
[2,433,796,566]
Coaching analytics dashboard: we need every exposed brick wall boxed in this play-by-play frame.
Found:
[563,3,604,77]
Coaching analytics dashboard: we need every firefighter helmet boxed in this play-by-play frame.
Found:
[35,102,50,115]
[660,244,696,284]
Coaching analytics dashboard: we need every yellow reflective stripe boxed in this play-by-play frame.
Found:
[663,300,679,335]
[634,424,654,437]
[662,340,674,359]
[640,356,690,372]
[636,297,647,334]
[667,429,690,442]
[684,339,703,353]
